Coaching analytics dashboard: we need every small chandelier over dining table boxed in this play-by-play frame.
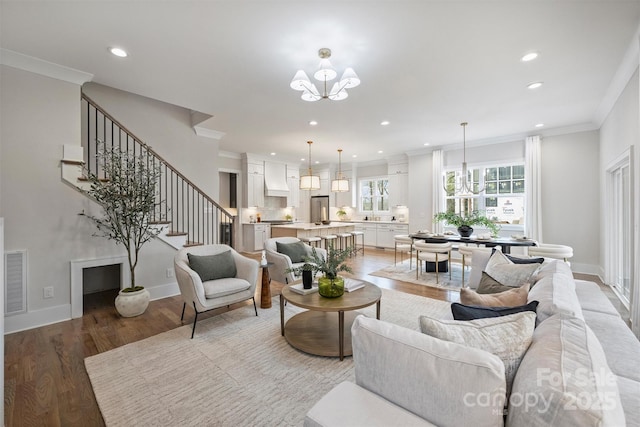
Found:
[443,122,485,195]
[290,48,360,101]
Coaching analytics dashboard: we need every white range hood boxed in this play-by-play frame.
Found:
[264,162,290,197]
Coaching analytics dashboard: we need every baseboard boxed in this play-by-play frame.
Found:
[148,281,180,301]
[4,304,72,334]
[4,282,181,335]
[570,262,601,276]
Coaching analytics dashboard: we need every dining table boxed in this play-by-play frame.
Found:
[408,232,537,254]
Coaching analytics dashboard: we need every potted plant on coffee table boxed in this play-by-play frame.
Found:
[433,210,500,237]
[303,244,353,298]
[81,140,164,317]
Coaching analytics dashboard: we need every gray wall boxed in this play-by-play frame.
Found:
[83,83,220,199]
[0,67,221,332]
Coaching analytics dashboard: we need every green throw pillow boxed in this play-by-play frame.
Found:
[276,241,308,263]
[187,251,237,281]
[476,271,514,294]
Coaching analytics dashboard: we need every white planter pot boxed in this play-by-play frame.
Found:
[115,288,150,317]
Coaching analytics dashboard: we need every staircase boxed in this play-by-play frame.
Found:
[61,93,236,250]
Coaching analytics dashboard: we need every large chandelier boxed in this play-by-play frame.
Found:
[290,48,360,101]
[300,141,321,190]
[331,149,349,192]
[443,122,485,195]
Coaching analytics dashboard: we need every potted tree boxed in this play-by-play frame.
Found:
[433,210,500,237]
[81,141,164,317]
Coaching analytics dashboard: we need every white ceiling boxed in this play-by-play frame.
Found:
[2,1,640,165]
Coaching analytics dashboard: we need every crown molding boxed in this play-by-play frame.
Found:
[0,48,93,85]
[193,126,226,140]
[593,23,640,126]
[219,150,241,159]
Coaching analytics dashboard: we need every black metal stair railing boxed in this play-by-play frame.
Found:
[81,93,235,248]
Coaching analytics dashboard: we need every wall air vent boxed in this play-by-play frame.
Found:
[5,250,27,315]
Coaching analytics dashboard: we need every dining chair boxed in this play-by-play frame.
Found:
[394,235,414,267]
[527,243,573,264]
[414,241,452,283]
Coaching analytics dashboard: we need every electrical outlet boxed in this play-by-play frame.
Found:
[166,268,174,278]
[43,286,54,299]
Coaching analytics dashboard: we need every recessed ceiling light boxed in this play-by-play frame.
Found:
[315,160,319,164]
[521,52,538,62]
[300,158,305,161]
[309,120,318,126]
[527,81,543,89]
[109,47,128,57]
[352,154,357,158]
[535,123,545,128]
[423,143,430,146]
[378,150,383,154]
[270,152,276,156]
[380,121,390,126]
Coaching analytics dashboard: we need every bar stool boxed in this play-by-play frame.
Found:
[414,241,452,283]
[321,234,338,250]
[337,232,354,254]
[394,235,413,267]
[300,236,321,248]
[350,231,365,256]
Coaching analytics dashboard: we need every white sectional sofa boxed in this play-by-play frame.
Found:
[304,258,640,427]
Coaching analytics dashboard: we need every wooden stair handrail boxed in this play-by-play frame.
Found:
[81,93,235,220]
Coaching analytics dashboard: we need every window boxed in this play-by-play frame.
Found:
[444,163,525,224]
[359,177,389,213]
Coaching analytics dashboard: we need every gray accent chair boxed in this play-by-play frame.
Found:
[264,237,327,284]
[174,244,259,338]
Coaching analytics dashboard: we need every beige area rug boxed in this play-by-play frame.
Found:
[85,288,451,427]
[369,258,467,291]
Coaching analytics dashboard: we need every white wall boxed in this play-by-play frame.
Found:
[407,134,600,272]
[540,131,600,272]
[0,67,218,332]
[599,65,639,335]
[443,140,524,167]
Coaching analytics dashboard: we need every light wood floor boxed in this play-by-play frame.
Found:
[3,248,626,426]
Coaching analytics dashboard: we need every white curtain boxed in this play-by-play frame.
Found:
[432,149,444,234]
[525,136,542,242]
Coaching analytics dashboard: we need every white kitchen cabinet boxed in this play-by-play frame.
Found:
[357,223,409,248]
[246,162,264,208]
[387,161,408,207]
[286,165,300,207]
[243,223,271,251]
[334,168,355,208]
[376,224,396,248]
[360,223,377,246]
[388,173,408,207]
[388,162,408,174]
[310,169,330,196]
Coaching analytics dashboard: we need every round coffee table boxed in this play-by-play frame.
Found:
[280,281,381,361]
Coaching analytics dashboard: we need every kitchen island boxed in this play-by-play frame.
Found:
[270,222,356,239]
